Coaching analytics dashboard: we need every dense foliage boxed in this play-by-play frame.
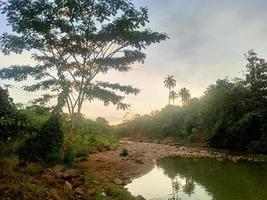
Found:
[0,87,27,142]
[0,86,116,164]
[115,50,267,154]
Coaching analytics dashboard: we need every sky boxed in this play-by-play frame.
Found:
[1,0,267,124]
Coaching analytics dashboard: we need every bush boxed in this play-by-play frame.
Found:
[120,148,128,157]
[105,183,136,200]
[19,114,64,163]
[0,87,27,145]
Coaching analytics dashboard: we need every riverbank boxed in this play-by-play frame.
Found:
[1,141,266,199]
[76,141,266,187]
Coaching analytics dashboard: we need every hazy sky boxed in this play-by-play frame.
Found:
[1,0,267,124]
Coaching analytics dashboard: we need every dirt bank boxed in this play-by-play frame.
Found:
[75,141,265,186]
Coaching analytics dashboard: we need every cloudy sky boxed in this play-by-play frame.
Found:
[1,0,267,124]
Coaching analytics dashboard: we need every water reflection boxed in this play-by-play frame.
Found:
[126,156,267,200]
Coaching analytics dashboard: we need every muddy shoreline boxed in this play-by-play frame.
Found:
[76,141,266,186]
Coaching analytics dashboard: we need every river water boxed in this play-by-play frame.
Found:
[126,156,267,200]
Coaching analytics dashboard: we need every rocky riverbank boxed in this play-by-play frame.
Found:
[1,141,265,200]
[76,141,266,187]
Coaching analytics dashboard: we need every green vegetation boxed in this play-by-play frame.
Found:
[115,50,267,154]
[0,90,116,164]
[120,148,129,157]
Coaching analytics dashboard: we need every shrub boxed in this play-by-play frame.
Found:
[0,87,27,147]
[19,114,64,163]
[120,148,128,157]
[0,155,19,175]
[105,183,136,200]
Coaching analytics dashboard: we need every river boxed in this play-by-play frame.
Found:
[126,156,267,200]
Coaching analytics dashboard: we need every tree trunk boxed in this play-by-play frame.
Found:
[64,115,76,154]
[168,88,171,104]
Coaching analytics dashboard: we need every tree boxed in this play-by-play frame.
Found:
[244,50,267,98]
[178,87,191,106]
[0,0,168,150]
[164,75,176,104]
[169,90,178,105]
[96,117,109,126]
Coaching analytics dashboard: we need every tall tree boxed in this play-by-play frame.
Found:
[179,87,191,106]
[164,75,176,104]
[0,0,168,150]
[244,50,267,98]
[169,90,178,105]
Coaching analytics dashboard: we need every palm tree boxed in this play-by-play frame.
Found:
[169,90,178,105]
[164,75,176,104]
[178,87,191,106]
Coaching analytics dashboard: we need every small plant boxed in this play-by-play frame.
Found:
[105,183,136,200]
[84,174,94,186]
[23,163,43,175]
[0,155,19,174]
[22,182,47,194]
[120,148,128,157]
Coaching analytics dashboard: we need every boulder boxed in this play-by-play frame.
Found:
[52,165,65,173]
[62,169,79,178]
[114,178,123,185]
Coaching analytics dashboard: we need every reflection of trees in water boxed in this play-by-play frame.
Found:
[183,177,195,196]
[169,177,180,200]
[156,156,267,200]
[168,176,195,200]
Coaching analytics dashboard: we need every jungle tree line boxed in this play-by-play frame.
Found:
[116,50,267,154]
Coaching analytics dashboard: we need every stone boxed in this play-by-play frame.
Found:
[41,174,56,185]
[72,177,85,187]
[114,178,123,185]
[122,178,132,185]
[135,158,144,164]
[43,168,54,176]
[62,169,79,178]
[48,188,66,200]
[64,181,73,190]
[55,172,63,179]
[137,194,146,200]
[52,165,65,173]
[75,187,84,195]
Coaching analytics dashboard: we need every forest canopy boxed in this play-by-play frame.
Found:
[115,50,267,154]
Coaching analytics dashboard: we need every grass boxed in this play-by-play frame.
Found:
[22,182,47,195]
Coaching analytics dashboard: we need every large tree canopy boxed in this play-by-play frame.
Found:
[0,0,168,147]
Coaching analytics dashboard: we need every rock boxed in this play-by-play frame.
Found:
[135,159,144,164]
[48,188,66,200]
[122,178,132,185]
[43,168,54,176]
[137,194,146,200]
[41,174,56,185]
[52,165,64,173]
[74,187,84,195]
[55,172,63,179]
[80,157,88,161]
[72,177,85,187]
[64,181,72,190]
[114,178,123,185]
[62,169,79,178]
